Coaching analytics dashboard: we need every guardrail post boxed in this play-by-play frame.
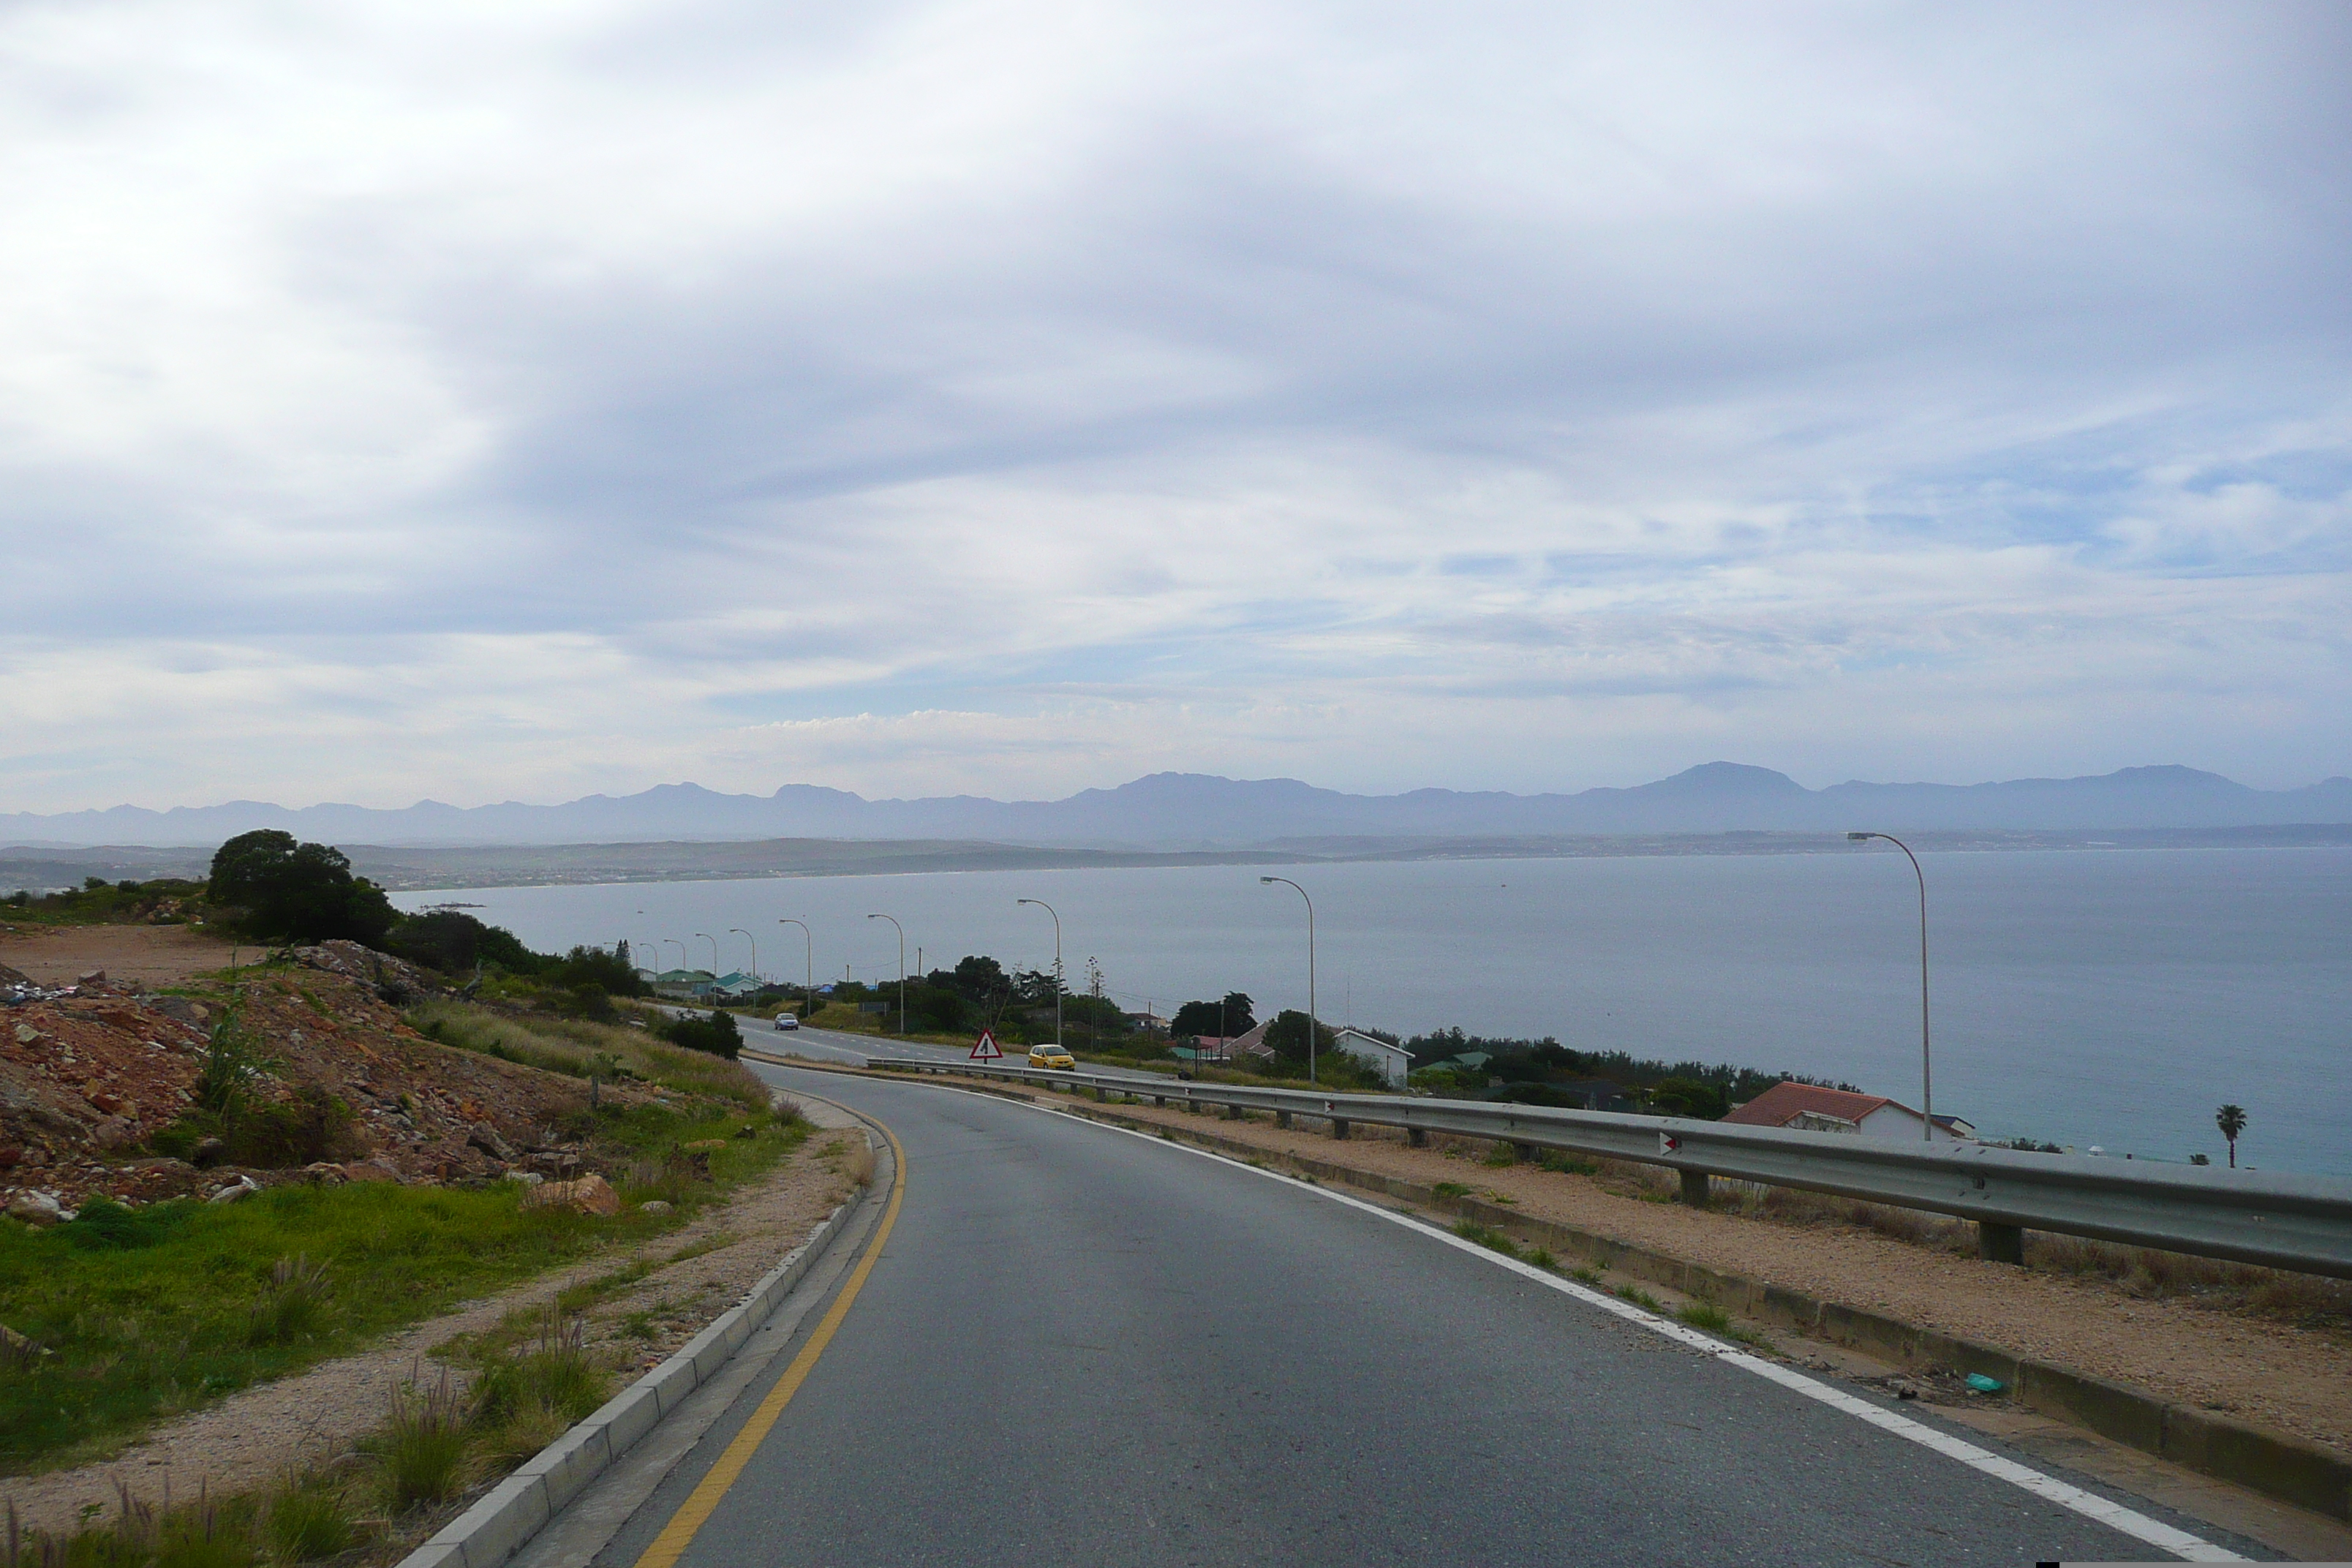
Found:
[1678,1170,1710,1208]
[1407,1127,1427,1147]
[1512,1142,1537,1164]
[1224,1102,1245,1120]
[1330,1118,1350,1140]
[1153,1095,1166,1107]
[1275,1111,1292,1129]
[1095,1086,1109,1103]
[1979,1222,2024,1265]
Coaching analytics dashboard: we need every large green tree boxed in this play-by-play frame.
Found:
[207,829,397,945]
[1170,992,1255,1038]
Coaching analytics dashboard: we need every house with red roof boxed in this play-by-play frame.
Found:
[1724,1081,1975,1143]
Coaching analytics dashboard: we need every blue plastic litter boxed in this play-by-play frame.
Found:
[1965,1373,2005,1395]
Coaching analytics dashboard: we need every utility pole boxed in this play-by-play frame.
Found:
[867,913,905,1034]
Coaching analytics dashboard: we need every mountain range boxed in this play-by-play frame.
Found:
[6,764,2351,850]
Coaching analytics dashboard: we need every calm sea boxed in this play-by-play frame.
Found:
[391,846,2352,1175]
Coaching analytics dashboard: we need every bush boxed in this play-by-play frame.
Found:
[1648,1077,1728,1120]
[662,1008,742,1060]
[382,909,543,977]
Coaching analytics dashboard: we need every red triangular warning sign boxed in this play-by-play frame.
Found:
[970,1028,1003,1060]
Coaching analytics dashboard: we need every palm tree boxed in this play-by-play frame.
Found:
[2215,1104,2248,1169]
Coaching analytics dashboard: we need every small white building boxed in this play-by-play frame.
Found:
[1330,1028,1411,1089]
[1725,1081,1974,1142]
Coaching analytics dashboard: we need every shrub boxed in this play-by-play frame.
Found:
[662,1009,741,1060]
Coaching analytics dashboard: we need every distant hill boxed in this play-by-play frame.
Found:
[6,763,2350,850]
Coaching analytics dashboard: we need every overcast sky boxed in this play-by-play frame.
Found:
[2,1,2346,813]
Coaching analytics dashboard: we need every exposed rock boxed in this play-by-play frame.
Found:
[520,1172,619,1217]
[501,1169,545,1186]
[341,1161,402,1183]
[192,1137,229,1169]
[145,995,212,1026]
[301,1161,348,1185]
[6,1191,64,1225]
[287,941,442,1000]
[207,1175,260,1205]
[638,1199,674,1215]
[12,1024,37,1044]
[466,1121,518,1162]
[75,970,105,987]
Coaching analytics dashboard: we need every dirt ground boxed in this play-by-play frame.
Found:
[0,1098,873,1537]
[0,923,236,987]
[928,1071,2352,1464]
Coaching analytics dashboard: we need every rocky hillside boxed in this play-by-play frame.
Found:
[1,942,654,1219]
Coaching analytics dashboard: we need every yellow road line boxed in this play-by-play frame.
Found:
[632,1114,908,1568]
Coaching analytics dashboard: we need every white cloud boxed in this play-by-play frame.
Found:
[0,0,2347,813]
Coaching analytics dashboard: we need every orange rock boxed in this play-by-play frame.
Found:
[520,1173,619,1217]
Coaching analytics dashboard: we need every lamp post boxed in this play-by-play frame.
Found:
[1015,898,1062,1051]
[1260,876,1317,1085]
[694,933,720,1006]
[867,914,905,1034]
[729,928,758,984]
[778,919,812,1019]
[1848,832,1933,1142]
[661,938,685,973]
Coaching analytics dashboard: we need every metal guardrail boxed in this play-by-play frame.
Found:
[868,1058,2352,1278]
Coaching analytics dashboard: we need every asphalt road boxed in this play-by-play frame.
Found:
[745,1017,1177,1086]
[588,1063,2260,1567]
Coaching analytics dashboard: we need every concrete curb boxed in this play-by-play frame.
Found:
[392,1119,883,1568]
[998,1082,2351,1525]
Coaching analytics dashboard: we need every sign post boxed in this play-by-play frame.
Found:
[970,1028,1003,1062]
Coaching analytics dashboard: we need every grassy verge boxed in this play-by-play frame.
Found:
[0,1004,802,1477]
[12,1313,620,1567]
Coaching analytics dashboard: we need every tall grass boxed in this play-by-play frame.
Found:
[381,1374,470,1509]
[407,1002,769,1110]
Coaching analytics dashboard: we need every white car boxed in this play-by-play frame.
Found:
[774,1012,801,1030]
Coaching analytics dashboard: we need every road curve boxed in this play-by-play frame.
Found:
[584,1063,2260,1567]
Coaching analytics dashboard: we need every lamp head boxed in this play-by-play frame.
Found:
[866,913,881,920]
[1847,832,1872,842]
[1259,876,1276,884]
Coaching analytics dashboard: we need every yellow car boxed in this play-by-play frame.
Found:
[1028,1044,1076,1070]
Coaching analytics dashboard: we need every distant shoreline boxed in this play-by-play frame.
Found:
[12,823,2347,895]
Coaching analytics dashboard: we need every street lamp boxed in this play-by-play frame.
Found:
[778,919,812,1019]
[729,928,758,983]
[694,932,720,1003]
[1015,898,1062,1051]
[1848,832,1934,1142]
[661,938,685,973]
[867,913,905,1034]
[1260,876,1317,1085]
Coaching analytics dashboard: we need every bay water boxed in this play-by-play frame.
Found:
[391,845,2351,1175]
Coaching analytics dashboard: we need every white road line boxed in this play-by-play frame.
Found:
[996,1093,2248,1564]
